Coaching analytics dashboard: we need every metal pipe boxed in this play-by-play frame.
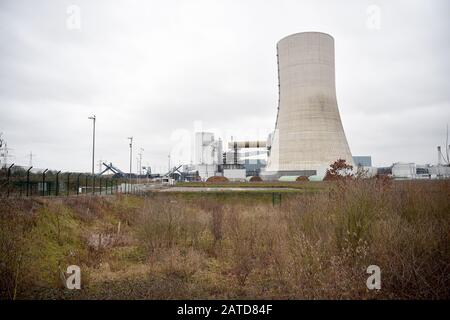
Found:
[228,141,267,149]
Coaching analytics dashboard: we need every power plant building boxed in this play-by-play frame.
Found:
[194,132,222,165]
[262,32,353,180]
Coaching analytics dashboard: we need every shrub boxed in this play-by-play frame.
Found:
[206,176,229,183]
[2,179,449,299]
[324,159,354,181]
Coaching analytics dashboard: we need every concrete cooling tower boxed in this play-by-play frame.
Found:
[262,32,353,180]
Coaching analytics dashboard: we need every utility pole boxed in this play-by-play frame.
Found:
[168,154,171,173]
[0,133,13,168]
[138,148,144,186]
[128,137,133,191]
[88,115,96,176]
[138,148,144,176]
[28,151,36,167]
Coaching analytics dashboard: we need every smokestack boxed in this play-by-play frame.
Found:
[263,32,353,179]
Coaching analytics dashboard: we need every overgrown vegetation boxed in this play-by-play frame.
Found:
[1,179,449,299]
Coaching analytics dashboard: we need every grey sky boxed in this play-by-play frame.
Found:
[1,0,449,173]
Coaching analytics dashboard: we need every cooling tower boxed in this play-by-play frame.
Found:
[262,32,353,179]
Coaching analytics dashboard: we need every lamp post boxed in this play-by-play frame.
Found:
[88,115,96,176]
[138,148,144,185]
[88,115,96,190]
[128,137,133,193]
[168,154,171,173]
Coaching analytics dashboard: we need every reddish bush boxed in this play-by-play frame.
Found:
[324,159,354,181]
[206,176,229,183]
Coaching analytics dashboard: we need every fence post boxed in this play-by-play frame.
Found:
[26,166,33,197]
[99,177,102,195]
[85,175,88,195]
[6,163,14,198]
[105,179,109,195]
[67,173,71,196]
[77,174,82,196]
[42,169,48,197]
[92,175,96,195]
[272,192,281,206]
[56,171,61,196]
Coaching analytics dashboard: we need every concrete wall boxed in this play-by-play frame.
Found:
[264,32,353,178]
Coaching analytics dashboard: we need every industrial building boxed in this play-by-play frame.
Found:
[174,33,449,183]
[194,132,222,166]
[186,133,268,181]
[261,32,354,180]
[182,32,356,181]
[353,156,372,167]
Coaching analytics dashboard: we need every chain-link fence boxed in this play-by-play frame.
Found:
[0,165,142,198]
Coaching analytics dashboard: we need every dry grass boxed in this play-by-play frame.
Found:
[1,179,449,299]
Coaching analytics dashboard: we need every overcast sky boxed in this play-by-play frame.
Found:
[1,0,449,173]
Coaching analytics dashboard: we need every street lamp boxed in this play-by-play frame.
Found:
[88,115,96,177]
[128,136,133,193]
[138,148,144,176]
[168,154,171,173]
[137,148,144,186]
